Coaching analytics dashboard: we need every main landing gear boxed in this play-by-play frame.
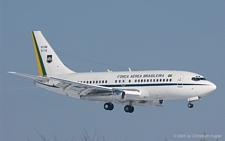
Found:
[103,103,134,113]
[187,102,194,108]
[104,102,114,111]
[124,105,134,113]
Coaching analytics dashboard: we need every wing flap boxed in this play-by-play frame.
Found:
[51,77,113,91]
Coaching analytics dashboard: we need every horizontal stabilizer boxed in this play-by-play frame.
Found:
[8,71,49,81]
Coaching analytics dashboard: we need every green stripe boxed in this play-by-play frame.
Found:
[32,32,47,76]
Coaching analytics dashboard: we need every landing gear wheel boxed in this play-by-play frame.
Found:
[109,103,114,110]
[130,106,134,113]
[187,103,194,108]
[104,103,114,111]
[124,105,130,112]
[124,105,134,113]
[104,103,109,110]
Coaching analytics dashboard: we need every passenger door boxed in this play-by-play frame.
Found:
[177,75,184,88]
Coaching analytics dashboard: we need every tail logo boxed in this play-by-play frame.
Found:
[47,55,52,63]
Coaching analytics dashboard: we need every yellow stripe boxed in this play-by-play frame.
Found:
[31,32,43,76]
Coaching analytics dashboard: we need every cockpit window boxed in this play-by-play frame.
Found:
[191,77,206,81]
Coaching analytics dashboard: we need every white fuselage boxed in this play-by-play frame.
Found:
[35,70,216,106]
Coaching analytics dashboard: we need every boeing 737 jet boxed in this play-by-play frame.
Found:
[9,31,217,113]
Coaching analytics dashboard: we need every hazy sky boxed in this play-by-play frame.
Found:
[1,1,225,141]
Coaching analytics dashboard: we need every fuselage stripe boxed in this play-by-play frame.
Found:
[100,83,207,87]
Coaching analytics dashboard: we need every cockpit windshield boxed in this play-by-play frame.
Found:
[191,76,206,81]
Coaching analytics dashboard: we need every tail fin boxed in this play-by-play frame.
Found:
[31,31,74,76]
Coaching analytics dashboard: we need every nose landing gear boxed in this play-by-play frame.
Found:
[187,102,194,108]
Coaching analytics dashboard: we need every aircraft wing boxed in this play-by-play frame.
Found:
[8,72,138,102]
[50,77,114,95]
[8,72,114,95]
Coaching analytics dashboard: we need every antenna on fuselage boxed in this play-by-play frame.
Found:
[128,68,132,72]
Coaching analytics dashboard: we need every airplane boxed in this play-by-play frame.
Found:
[8,31,217,113]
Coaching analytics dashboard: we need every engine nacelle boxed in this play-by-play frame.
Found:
[121,90,141,100]
[113,90,126,99]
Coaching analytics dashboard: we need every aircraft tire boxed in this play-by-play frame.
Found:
[104,103,109,110]
[130,106,134,113]
[109,103,114,110]
[104,103,114,111]
[187,103,194,108]
[124,105,134,113]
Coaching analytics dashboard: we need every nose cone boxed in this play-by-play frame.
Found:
[206,82,217,94]
[210,82,217,91]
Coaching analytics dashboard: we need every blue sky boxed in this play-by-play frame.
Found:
[1,1,225,141]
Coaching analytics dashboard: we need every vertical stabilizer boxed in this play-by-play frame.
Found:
[31,31,74,76]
